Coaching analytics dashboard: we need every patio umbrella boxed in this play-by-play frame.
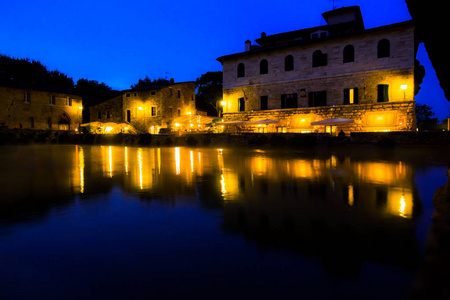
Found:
[245,119,279,125]
[311,118,354,125]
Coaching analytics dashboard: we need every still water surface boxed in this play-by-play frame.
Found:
[0,144,448,299]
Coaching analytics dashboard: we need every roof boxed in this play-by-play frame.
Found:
[0,80,81,95]
[216,16,413,63]
[121,81,195,93]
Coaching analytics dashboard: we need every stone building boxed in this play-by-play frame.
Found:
[216,6,417,135]
[89,80,197,134]
[0,81,83,130]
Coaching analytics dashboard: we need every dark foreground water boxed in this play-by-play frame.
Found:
[0,144,448,299]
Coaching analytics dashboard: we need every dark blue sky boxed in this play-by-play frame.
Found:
[1,0,447,119]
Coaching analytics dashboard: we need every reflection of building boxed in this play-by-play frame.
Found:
[88,80,196,134]
[217,149,420,271]
[0,82,83,130]
[216,6,416,135]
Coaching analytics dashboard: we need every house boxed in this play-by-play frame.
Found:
[88,80,200,134]
[216,6,416,135]
[0,81,83,130]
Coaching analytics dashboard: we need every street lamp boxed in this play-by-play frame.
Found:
[401,84,407,100]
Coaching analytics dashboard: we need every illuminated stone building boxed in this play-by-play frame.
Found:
[216,6,416,134]
[0,81,83,130]
[88,80,197,134]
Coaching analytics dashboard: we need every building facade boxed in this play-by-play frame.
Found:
[0,82,83,131]
[89,81,196,134]
[216,6,416,134]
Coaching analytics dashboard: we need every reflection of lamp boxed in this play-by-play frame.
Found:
[401,84,407,100]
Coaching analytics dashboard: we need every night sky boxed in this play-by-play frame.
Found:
[1,0,447,119]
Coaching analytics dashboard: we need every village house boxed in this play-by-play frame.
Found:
[216,6,416,135]
[0,81,83,131]
[88,80,201,134]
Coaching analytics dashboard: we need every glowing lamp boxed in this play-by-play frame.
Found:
[220,100,226,106]
[138,107,143,110]
[401,84,408,90]
[105,126,113,133]
[78,106,83,110]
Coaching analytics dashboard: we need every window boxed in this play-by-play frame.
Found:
[343,45,354,63]
[106,111,110,119]
[238,97,245,111]
[151,106,157,117]
[151,91,156,95]
[50,95,56,105]
[48,117,52,129]
[343,88,358,104]
[66,97,72,106]
[308,91,327,107]
[377,39,390,58]
[260,59,268,74]
[24,92,30,103]
[285,55,294,71]
[237,63,245,78]
[29,117,34,129]
[126,93,130,97]
[281,93,298,109]
[126,110,131,122]
[178,109,181,117]
[260,96,268,110]
[312,50,327,67]
[377,84,389,102]
[177,90,181,98]
[97,111,102,119]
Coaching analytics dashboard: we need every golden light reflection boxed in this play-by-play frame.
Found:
[190,151,194,173]
[175,147,181,175]
[386,187,413,218]
[348,184,354,206]
[78,146,85,194]
[125,146,128,174]
[157,148,161,175]
[138,148,143,190]
[221,173,226,195]
[108,146,113,177]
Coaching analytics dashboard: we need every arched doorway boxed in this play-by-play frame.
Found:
[58,113,71,130]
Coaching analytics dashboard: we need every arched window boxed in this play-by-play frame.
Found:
[260,59,268,74]
[285,55,294,71]
[312,50,327,67]
[377,39,390,58]
[343,45,354,63]
[237,63,245,78]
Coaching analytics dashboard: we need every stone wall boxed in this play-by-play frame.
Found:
[1,128,448,147]
[0,86,83,130]
[89,82,196,134]
[223,100,416,133]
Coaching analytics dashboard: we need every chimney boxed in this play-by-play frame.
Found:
[169,78,174,84]
[245,40,251,52]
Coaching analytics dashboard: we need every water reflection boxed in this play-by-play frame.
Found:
[0,145,444,271]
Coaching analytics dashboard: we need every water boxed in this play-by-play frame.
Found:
[0,144,448,299]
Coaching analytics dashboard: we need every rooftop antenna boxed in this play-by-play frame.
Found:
[330,0,343,9]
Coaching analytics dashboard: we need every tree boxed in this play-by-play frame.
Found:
[130,76,170,89]
[195,71,223,116]
[0,55,74,89]
[75,79,120,123]
[416,103,439,131]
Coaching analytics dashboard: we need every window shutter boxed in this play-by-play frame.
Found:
[281,94,286,109]
[343,89,349,105]
[354,88,358,104]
